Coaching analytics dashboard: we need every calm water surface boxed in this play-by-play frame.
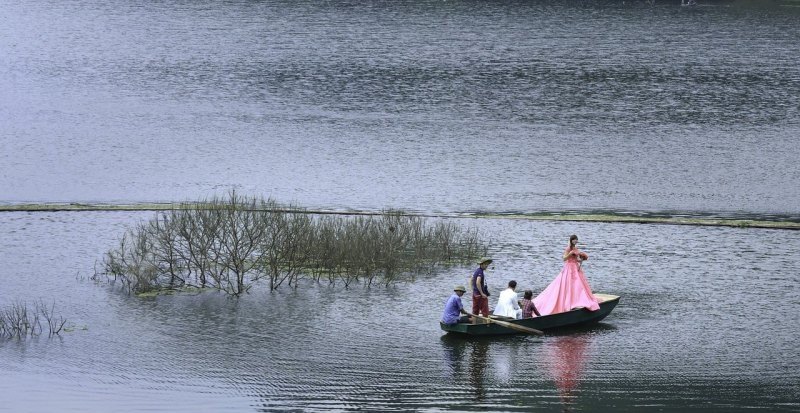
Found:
[1,0,799,216]
[2,0,800,411]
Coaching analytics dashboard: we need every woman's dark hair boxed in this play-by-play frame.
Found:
[524,290,533,299]
[568,234,578,250]
[508,280,517,288]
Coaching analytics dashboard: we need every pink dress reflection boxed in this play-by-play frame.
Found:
[544,335,591,411]
[534,246,600,315]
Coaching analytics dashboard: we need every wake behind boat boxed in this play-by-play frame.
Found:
[440,293,620,336]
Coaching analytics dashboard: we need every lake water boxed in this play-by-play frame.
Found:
[1,0,799,411]
[2,0,799,217]
[1,212,798,412]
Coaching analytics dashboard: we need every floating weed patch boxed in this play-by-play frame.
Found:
[3,203,797,230]
[478,213,800,230]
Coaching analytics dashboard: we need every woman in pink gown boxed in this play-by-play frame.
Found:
[533,235,600,315]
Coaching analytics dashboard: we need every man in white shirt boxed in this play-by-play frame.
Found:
[493,280,522,319]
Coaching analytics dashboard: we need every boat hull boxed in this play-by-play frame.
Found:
[440,293,620,336]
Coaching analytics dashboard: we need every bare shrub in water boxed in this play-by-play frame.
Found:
[36,300,67,336]
[0,300,66,339]
[97,192,488,295]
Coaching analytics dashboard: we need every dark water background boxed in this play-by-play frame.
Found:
[2,0,799,217]
[2,0,800,411]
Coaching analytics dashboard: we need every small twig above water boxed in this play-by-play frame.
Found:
[0,300,68,340]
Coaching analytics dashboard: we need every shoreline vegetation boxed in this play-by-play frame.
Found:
[1,202,798,230]
[92,193,488,296]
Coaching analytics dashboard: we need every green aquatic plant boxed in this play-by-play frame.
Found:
[97,192,487,295]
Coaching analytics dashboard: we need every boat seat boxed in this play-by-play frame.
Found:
[593,293,620,303]
[488,315,517,321]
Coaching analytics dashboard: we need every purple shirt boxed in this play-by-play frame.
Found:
[472,267,487,296]
[441,293,464,324]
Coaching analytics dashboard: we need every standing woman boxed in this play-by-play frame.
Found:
[533,235,600,315]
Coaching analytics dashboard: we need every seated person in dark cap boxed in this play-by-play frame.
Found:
[441,285,472,325]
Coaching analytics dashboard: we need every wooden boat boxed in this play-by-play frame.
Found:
[440,293,620,336]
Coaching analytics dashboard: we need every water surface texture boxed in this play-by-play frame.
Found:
[2,0,799,216]
[2,0,800,412]
[0,212,798,412]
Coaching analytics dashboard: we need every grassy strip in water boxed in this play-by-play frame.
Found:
[2,202,798,230]
[476,212,800,230]
[0,202,221,212]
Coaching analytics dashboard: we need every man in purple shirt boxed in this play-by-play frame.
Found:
[441,285,472,325]
[471,258,492,317]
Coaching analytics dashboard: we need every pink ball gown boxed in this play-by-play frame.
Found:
[533,247,600,315]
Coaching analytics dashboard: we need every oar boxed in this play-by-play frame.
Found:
[468,313,543,335]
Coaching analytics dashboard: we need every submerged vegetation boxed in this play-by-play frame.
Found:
[96,193,487,296]
[0,300,67,339]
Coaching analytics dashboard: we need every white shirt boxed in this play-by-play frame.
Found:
[493,288,522,319]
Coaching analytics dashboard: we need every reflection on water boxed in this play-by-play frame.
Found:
[440,335,492,402]
[468,339,490,402]
[440,327,603,411]
[440,334,466,378]
[441,335,515,403]
[441,334,547,404]
[542,334,593,412]
[3,213,800,411]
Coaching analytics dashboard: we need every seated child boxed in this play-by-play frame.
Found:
[520,290,541,318]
